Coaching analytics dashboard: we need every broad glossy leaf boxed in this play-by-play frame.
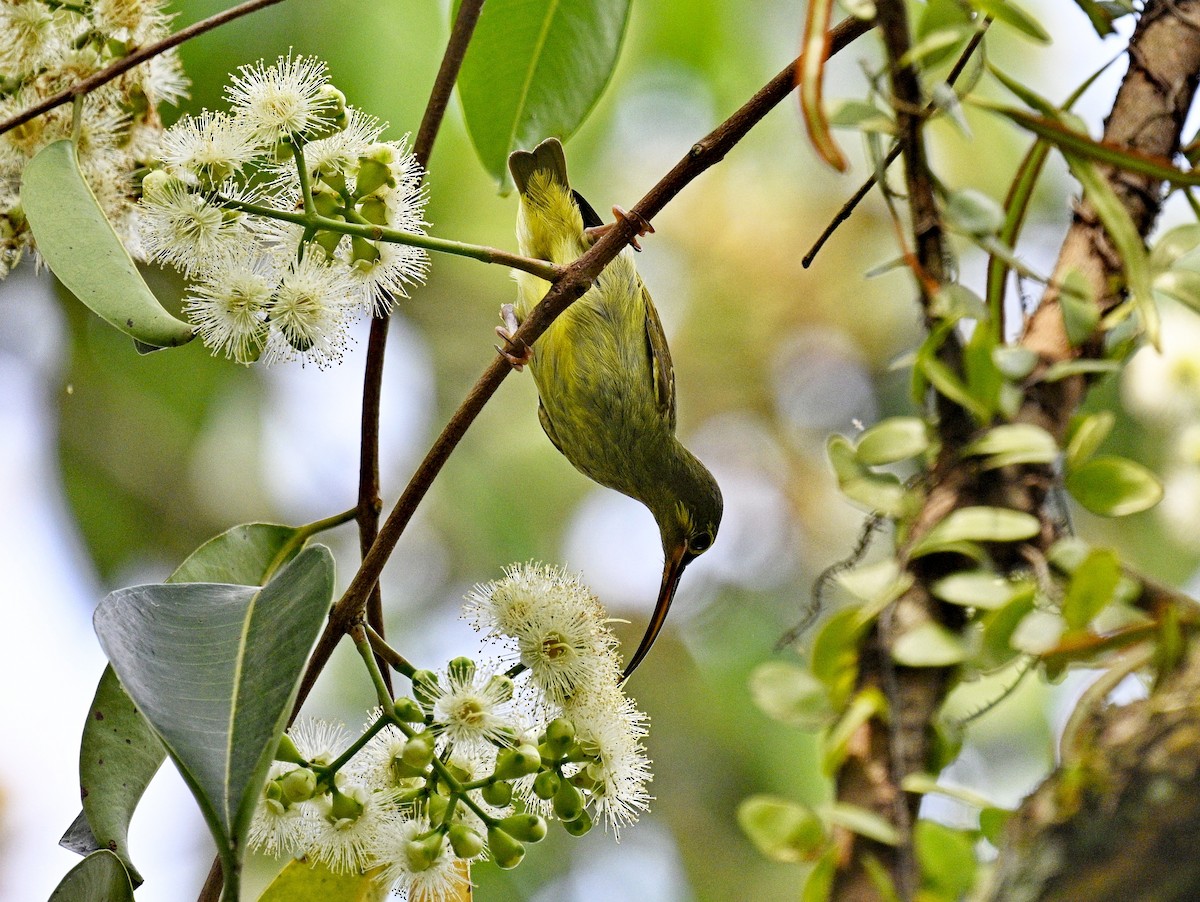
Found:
[910,506,1040,558]
[258,859,391,902]
[827,435,910,516]
[66,523,308,873]
[48,850,134,902]
[750,662,833,729]
[737,796,826,863]
[21,140,195,349]
[1066,455,1163,516]
[856,417,929,465]
[457,0,632,191]
[1061,548,1120,629]
[93,545,335,883]
[1064,411,1114,470]
[892,621,969,666]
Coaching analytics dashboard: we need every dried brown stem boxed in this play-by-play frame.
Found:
[0,0,288,137]
[291,14,877,712]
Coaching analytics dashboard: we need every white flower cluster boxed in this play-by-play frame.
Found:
[248,563,651,899]
[138,53,429,367]
[0,0,187,277]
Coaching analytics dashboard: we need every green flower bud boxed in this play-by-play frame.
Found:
[553,779,584,822]
[402,731,436,769]
[312,227,344,258]
[275,733,306,765]
[448,824,485,859]
[426,791,449,825]
[393,697,425,722]
[411,669,440,707]
[493,745,542,781]
[533,770,561,801]
[480,780,512,807]
[358,195,389,225]
[312,185,342,218]
[561,807,593,837]
[350,236,380,266]
[279,767,318,804]
[563,741,590,764]
[317,163,347,195]
[264,779,284,804]
[499,814,547,844]
[544,718,576,752]
[139,169,178,204]
[448,656,476,684]
[355,146,396,197]
[487,825,525,870]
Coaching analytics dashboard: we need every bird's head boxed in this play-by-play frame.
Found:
[624,450,723,677]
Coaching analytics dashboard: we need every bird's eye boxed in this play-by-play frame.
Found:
[689,531,713,554]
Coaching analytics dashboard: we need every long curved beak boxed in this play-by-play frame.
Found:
[622,543,690,680]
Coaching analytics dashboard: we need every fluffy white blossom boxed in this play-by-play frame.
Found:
[1122,303,1200,424]
[370,818,471,902]
[226,52,333,142]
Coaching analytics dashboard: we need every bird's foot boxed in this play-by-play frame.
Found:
[495,303,532,371]
[585,205,656,251]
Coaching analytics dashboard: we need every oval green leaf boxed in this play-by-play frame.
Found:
[911,506,1041,558]
[916,820,977,898]
[457,0,633,192]
[93,544,335,885]
[21,139,195,348]
[1064,411,1114,470]
[66,523,308,875]
[892,621,969,667]
[48,850,134,902]
[750,662,834,729]
[737,795,826,863]
[963,423,1058,469]
[932,570,1032,610]
[1066,455,1163,516]
[259,858,391,902]
[856,417,929,466]
[822,802,901,846]
[1061,547,1120,630]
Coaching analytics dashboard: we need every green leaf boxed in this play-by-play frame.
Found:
[932,283,988,321]
[1061,548,1120,630]
[980,591,1037,667]
[21,139,195,349]
[944,188,1004,237]
[992,346,1038,381]
[48,850,134,902]
[1071,0,1119,35]
[1060,269,1099,346]
[932,570,1033,610]
[1066,455,1163,516]
[1154,268,1200,312]
[811,607,866,709]
[916,820,978,898]
[968,0,1050,42]
[823,688,887,773]
[1067,154,1160,348]
[737,796,826,863]
[1150,224,1200,271]
[802,848,838,902]
[892,621,969,666]
[911,506,1040,558]
[856,417,930,465]
[93,545,335,888]
[66,523,308,874]
[837,559,915,621]
[749,662,834,729]
[1011,609,1066,655]
[901,773,997,809]
[827,435,911,516]
[258,859,390,902]
[823,802,901,846]
[1039,358,1121,382]
[827,99,895,135]
[979,806,1013,845]
[963,423,1058,469]
[457,0,632,191]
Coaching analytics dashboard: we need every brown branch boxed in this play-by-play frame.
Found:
[0,0,288,137]
[290,13,877,712]
[355,0,486,700]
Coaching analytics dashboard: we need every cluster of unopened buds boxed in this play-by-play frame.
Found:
[138,53,430,366]
[249,563,652,897]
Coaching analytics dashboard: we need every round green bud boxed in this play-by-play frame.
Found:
[448,824,485,859]
[406,830,445,871]
[561,807,593,837]
[425,791,449,825]
[487,826,526,870]
[544,718,576,752]
[493,744,542,781]
[274,733,306,765]
[499,814,547,844]
[354,157,394,198]
[553,779,584,822]
[139,169,178,204]
[533,770,561,801]
[350,236,380,267]
[312,228,344,258]
[411,670,440,707]
[264,779,284,804]
[480,780,512,807]
[402,732,436,769]
[568,770,598,792]
[312,186,341,218]
[448,656,476,684]
[393,697,425,722]
[329,788,364,823]
[279,767,318,804]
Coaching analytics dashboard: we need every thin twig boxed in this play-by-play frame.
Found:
[0,0,288,137]
[291,14,877,712]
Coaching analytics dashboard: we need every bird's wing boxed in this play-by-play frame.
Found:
[642,278,677,430]
[537,400,566,456]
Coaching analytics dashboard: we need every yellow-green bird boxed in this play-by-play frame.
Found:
[498,137,723,678]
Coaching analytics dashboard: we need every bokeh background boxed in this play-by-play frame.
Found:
[4,1,1195,899]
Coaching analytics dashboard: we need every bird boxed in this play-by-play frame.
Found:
[497,136,723,679]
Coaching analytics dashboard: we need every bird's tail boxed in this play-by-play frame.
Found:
[509,137,570,196]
